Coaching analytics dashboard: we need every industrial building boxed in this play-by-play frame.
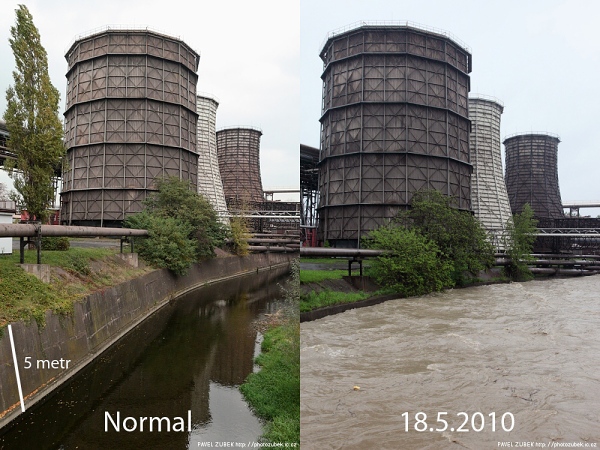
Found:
[504,133,563,220]
[60,29,200,227]
[469,96,512,248]
[196,94,228,224]
[317,23,473,247]
[300,144,319,246]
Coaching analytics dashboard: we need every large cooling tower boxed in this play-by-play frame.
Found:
[216,127,264,206]
[469,96,512,247]
[504,133,563,219]
[317,23,473,247]
[61,29,200,226]
[196,95,228,223]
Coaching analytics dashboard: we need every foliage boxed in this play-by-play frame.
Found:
[124,177,229,274]
[229,216,249,256]
[3,5,64,222]
[396,190,495,285]
[142,177,228,258]
[363,224,454,296]
[124,211,197,276]
[503,203,538,281]
[240,322,300,444]
[41,236,69,251]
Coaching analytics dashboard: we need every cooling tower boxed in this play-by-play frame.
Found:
[469,96,512,248]
[504,133,563,219]
[216,127,264,207]
[196,95,229,224]
[61,29,200,226]
[317,23,473,247]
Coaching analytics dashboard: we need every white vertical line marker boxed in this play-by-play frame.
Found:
[7,325,25,412]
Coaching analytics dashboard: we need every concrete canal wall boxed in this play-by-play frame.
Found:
[0,252,294,428]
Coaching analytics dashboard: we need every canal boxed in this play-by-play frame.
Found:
[0,267,291,449]
[301,275,600,449]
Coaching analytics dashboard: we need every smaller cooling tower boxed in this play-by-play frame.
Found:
[504,133,563,219]
[196,95,229,224]
[216,127,264,207]
[469,96,512,248]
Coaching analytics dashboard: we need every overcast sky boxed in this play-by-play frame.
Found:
[0,0,299,201]
[2,1,599,215]
[301,0,600,217]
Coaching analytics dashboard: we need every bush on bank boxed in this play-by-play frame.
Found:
[363,225,453,296]
[124,177,229,274]
[395,190,495,286]
[124,212,197,276]
[503,203,538,281]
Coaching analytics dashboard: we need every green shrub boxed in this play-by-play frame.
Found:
[144,177,228,259]
[363,225,453,296]
[41,236,69,251]
[124,177,229,274]
[124,212,197,275]
[229,216,249,256]
[503,203,538,281]
[396,190,495,285]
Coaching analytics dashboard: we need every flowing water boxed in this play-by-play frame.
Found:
[0,267,291,449]
[301,276,600,449]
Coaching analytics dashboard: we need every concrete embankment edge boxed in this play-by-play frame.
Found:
[0,252,295,429]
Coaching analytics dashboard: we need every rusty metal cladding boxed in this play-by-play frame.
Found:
[317,24,473,247]
[216,127,264,206]
[60,29,200,227]
[469,96,512,249]
[196,95,229,224]
[504,133,563,219]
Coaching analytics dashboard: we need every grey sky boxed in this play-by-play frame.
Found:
[301,0,600,217]
[0,0,299,201]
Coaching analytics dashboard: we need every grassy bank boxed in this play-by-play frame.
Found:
[299,269,347,284]
[300,263,383,312]
[240,262,300,445]
[300,289,373,312]
[300,260,511,314]
[0,246,151,329]
[240,322,300,444]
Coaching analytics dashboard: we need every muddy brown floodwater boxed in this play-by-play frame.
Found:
[301,276,600,449]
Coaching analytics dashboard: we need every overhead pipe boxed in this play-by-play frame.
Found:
[0,224,148,238]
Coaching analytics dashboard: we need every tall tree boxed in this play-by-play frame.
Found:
[3,5,64,222]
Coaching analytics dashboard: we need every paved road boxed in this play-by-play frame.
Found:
[11,237,121,250]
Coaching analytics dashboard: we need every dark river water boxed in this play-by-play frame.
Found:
[301,275,600,449]
[0,267,291,449]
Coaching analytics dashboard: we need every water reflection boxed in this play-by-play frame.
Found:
[0,266,290,449]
